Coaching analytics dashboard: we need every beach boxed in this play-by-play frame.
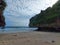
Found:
[0,31,60,45]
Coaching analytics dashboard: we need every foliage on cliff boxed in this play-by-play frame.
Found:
[29,0,60,27]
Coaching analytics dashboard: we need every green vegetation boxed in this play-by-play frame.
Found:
[29,0,60,27]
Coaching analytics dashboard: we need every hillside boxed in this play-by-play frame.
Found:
[29,0,60,27]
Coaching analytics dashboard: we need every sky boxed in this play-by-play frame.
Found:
[4,0,58,26]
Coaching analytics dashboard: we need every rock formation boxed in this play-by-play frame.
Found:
[0,0,6,28]
[29,0,60,31]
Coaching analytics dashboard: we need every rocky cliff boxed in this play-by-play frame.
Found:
[0,0,6,28]
[29,0,60,27]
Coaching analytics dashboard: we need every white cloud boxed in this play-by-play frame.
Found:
[4,0,58,26]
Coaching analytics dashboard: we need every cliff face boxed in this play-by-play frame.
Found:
[0,0,6,28]
[29,0,60,27]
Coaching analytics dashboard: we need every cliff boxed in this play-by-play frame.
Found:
[0,0,6,28]
[29,0,60,27]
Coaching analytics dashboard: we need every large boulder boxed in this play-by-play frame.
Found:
[0,0,6,28]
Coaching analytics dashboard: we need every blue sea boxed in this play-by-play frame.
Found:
[0,26,37,33]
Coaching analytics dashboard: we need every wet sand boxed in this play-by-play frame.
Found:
[0,31,60,45]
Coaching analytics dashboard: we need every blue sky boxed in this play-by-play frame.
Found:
[4,0,58,26]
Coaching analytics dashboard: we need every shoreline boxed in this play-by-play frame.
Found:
[0,31,60,45]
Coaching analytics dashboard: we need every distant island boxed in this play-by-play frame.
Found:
[29,0,60,32]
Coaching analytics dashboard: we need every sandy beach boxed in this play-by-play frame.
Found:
[0,31,60,45]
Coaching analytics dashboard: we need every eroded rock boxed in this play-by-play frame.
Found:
[0,0,6,29]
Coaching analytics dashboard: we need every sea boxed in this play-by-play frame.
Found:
[0,26,38,33]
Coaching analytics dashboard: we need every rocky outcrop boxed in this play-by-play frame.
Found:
[29,0,60,31]
[0,0,6,28]
[36,27,60,32]
[29,0,60,27]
